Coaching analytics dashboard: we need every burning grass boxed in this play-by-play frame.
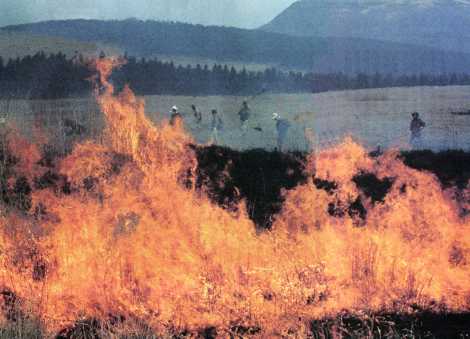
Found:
[0,58,469,337]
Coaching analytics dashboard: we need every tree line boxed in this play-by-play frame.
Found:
[1,52,470,99]
[7,19,470,74]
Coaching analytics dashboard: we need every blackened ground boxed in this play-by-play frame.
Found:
[53,311,470,338]
[310,311,470,339]
[352,172,394,204]
[3,141,470,229]
[402,150,470,189]
[194,146,470,229]
[194,145,307,229]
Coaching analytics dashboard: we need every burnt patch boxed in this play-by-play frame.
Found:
[194,148,470,229]
[327,198,367,223]
[229,324,262,337]
[108,153,132,176]
[0,142,25,212]
[83,176,99,192]
[37,144,61,168]
[402,150,470,189]
[353,172,394,203]
[34,170,60,190]
[328,202,345,218]
[198,326,218,339]
[310,311,470,338]
[1,176,33,213]
[348,197,367,222]
[32,259,47,281]
[55,315,129,338]
[34,170,68,192]
[449,243,468,267]
[0,289,21,322]
[56,318,102,339]
[194,145,307,229]
[313,177,338,194]
[373,312,468,338]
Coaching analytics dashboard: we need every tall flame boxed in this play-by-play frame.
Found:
[0,58,469,336]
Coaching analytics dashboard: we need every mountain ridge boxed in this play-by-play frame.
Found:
[3,18,470,74]
[262,0,470,53]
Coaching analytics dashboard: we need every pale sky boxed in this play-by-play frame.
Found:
[0,0,297,28]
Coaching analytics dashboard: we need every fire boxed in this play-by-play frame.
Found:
[274,141,470,314]
[0,58,469,336]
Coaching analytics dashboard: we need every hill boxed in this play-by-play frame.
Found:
[0,31,121,60]
[261,0,470,53]
[3,19,470,74]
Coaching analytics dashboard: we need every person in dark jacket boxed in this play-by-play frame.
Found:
[272,112,290,152]
[410,112,426,148]
[210,109,223,144]
[169,106,183,126]
[238,100,251,130]
[191,104,202,124]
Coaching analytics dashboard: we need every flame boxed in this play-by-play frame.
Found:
[0,58,469,336]
[274,140,470,314]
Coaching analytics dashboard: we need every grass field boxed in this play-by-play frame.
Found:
[1,86,470,153]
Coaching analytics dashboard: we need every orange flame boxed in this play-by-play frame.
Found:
[0,58,469,336]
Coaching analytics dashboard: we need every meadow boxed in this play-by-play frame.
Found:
[2,85,470,153]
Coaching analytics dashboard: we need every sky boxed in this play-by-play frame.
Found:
[0,0,297,28]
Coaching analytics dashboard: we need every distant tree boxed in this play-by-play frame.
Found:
[1,52,470,99]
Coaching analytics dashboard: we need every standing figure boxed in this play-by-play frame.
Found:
[272,112,291,152]
[191,104,202,124]
[170,106,183,126]
[210,109,223,144]
[238,100,251,131]
[410,112,426,149]
[0,115,9,148]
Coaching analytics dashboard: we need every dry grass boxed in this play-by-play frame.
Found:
[2,85,470,153]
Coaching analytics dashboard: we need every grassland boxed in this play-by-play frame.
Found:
[130,85,470,152]
[2,86,469,153]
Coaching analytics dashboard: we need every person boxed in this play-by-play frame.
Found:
[169,106,183,126]
[191,104,202,124]
[272,112,291,152]
[210,109,223,144]
[0,116,8,146]
[238,100,251,130]
[410,112,426,149]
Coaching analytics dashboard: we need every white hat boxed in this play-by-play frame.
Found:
[171,106,178,111]
[272,112,280,120]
